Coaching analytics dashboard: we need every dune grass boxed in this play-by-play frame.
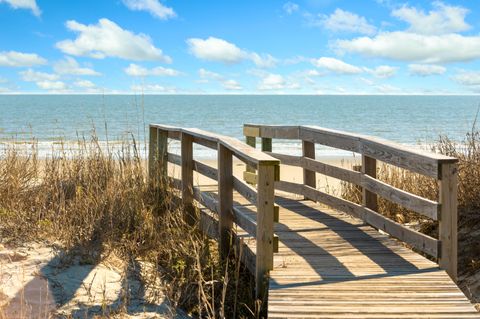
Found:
[0,134,259,318]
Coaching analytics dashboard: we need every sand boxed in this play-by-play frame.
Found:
[0,242,188,318]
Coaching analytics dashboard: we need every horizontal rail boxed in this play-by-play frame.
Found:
[245,124,457,178]
[267,151,439,220]
[275,180,439,258]
[233,176,258,205]
[193,160,218,181]
[153,124,279,168]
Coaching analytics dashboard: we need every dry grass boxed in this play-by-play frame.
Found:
[0,134,258,318]
[341,130,480,300]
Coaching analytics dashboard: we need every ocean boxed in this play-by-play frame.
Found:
[1,95,479,158]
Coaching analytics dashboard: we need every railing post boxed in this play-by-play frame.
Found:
[261,137,272,152]
[181,132,195,224]
[148,125,158,181]
[439,162,458,281]
[362,155,378,211]
[256,162,277,306]
[218,144,233,259]
[302,140,316,199]
[245,136,257,184]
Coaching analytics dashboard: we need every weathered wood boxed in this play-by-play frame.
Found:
[193,186,218,213]
[262,137,272,152]
[268,152,439,220]
[192,135,217,150]
[243,171,257,184]
[275,181,439,258]
[439,163,458,281]
[232,206,257,237]
[193,160,218,181]
[181,132,195,224]
[302,141,316,200]
[167,152,181,166]
[218,144,234,259]
[157,129,168,179]
[362,155,378,212]
[245,135,256,185]
[148,125,158,181]
[244,124,300,139]
[233,176,258,205]
[256,163,277,304]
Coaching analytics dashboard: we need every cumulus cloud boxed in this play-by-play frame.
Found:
[316,9,376,35]
[0,51,46,67]
[36,81,67,91]
[20,69,59,82]
[250,70,299,91]
[408,64,446,76]
[56,18,172,62]
[131,84,177,93]
[198,68,242,90]
[0,0,40,16]
[334,3,477,64]
[312,57,362,74]
[187,37,277,68]
[367,65,397,78]
[283,2,299,15]
[74,80,96,88]
[54,57,101,76]
[452,70,480,87]
[335,32,480,64]
[124,63,180,77]
[122,0,176,20]
[392,2,469,35]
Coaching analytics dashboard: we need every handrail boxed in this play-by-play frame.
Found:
[244,123,458,281]
[149,124,280,303]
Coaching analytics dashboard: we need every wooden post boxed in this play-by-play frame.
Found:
[255,163,276,306]
[302,141,316,200]
[148,125,158,181]
[218,144,233,259]
[245,136,256,184]
[261,137,272,152]
[181,132,194,224]
[157,129,168,180]
[439,162,458,281]
[362,155,378,211]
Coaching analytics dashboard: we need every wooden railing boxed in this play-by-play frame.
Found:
[148,124,280,302]
[243,124,459,280]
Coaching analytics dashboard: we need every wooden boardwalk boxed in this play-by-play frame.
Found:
[149,123,479,317]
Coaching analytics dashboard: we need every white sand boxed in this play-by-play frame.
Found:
[0,242,188,318]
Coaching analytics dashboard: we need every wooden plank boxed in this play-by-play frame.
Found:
[181,132,195,224]
[362,155,378,212]
[232,206,257,237]
[302,141,316,200]
[439,163,458,281]
[274,181,439,258]
[268,152,438,220]
[300,125,457,178]
[245,135,256,185]
[193,186,218,213]
[192,135,217,150]
[193,160,218,181]
[148,125,158,182]
[244,126,260,137]
[244,124,300,139]
[157,129,168,178]
[233,176,258,205]
[243,171,257,184]
[167,152,181,166]
[256,163,277,304]
[218,143,233,258]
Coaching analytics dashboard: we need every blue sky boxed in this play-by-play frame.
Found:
[0,0,480,94]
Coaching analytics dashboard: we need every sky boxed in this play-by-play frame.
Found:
[0,0,480,94]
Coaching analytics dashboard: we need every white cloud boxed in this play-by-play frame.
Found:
[53,57,101,76]
[408,64,446,76]
[198,68,243,91]
[0,0,40,16]
[367,65,397,78]
[375,84,401,94]
[56,18,171,62]
[20,69,59,82]
[131,83,176,93]
[36,81,67,91]
[0,51,46,67]
[312,57,362,74]
[283,2,299,15]
[317,9,376,35]
[452,71,480,87]
[122,0,176,20]
[124,63,180,77]
[392,2,469,35]
[187,37,277,68]
[250,70,299,91]
[74,80,96,88]
[335,32,480,64]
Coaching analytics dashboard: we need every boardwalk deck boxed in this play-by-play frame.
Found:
[200,188,479,318]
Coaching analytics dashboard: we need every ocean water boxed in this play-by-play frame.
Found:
[0,95,479,158]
